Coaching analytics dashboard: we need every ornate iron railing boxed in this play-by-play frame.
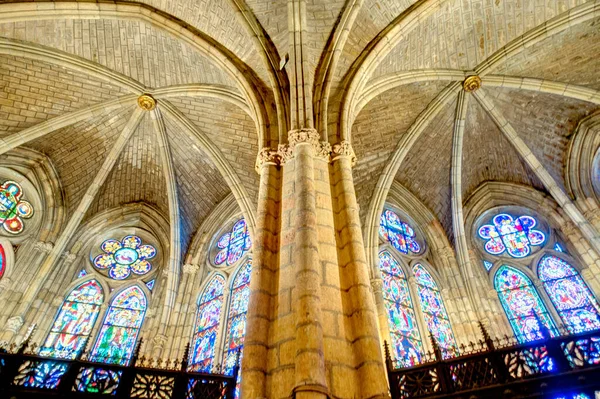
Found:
[0,338,238,399]
[385,324,600,398]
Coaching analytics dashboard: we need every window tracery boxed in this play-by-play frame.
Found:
[494,266,557,343]
[478,214,545,258]
[538,255,600,333]
[93,236,156,280]
[190,275,225,372]
[40,280,104,359]
[379,210,421,255]
[0,180,34,234]
[214,219,251,266]
[91,286,147,365]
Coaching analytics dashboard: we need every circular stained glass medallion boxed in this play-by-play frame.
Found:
[114,247,139,265]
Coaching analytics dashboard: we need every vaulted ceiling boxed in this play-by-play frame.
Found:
[0,0,597,261]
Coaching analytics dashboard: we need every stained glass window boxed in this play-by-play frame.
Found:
[379,251,423,366]
[40,280,104,359]
[479,213,545,258]
[554,243,564,252]
[494,266,557,343]
[483,260,493,272]
[145,279,155,291]
[379,210,421,255]
[214,219,251,266]
[0,243,5,279]
[93,235,156,280]
[190,275,225,372]
[538,255,600,333]
[77,269,87,279]
[412,264,458,358]
[222,261,251,375]
[91,286,146,365]
[0,180,34,234]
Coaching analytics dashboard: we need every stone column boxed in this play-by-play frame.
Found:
[289,129,327,399]
[330,141,388,398]
[241,147,281,399]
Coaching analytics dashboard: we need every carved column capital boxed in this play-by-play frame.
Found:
[255,147,281,172]
[315,141,332,161]
[288,128,320,147]
[6,316,24,333]
[370,277,383,293]
[61,252,77,264]
[331,141,357,167]
[183,263,199,275]
[34,241,54,253]
[0,277,12,290]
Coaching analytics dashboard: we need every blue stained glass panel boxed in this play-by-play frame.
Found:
[40,280,103,359]
[379,251,423,366]
[413,264,458,358]
[538,255,600,334]
[479,213,545,258]
[91,286,146,365]
[379,210,422,255]
[494,266,557,343]
[214,219,252,266]
[483,261,493,271]
[189,276,225,372]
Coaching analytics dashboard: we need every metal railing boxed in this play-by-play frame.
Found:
[0,338,238,399]
[385,323,600,398]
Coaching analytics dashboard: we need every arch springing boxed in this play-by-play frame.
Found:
[91,286,147,365]
[412,264,458,358]
[190,275,225,372]
[379,251,423,366]
[494,266,557,343]
[40,280,104,359]
[538,255,600,333]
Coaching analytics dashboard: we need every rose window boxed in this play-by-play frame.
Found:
[0,181,34,234]
[93,235,156,280]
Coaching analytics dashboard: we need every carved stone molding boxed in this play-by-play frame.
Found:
[0,277,12,290]
[138,94,156,111]
[288,128,320,147]
[152,333,167,346]
[61,252,77,264]
[331,141,357,166]
[255,147,281,171]
[370,277,383,293]
[183,263,199,275]
[6,316,23,333]
[463,75,482,92]
[34,241,54,253]
[277,143,295,165]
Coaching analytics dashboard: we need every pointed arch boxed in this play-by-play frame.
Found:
[40,279,104,359]
[412,264,458,358]
[189,274,226,372]
[537,255,600,334]
[494,266,556,343]
[378,250,423,366]
[91,285,147,365]
[222,260,251,374]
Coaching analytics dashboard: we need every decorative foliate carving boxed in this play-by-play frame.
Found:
[463,75,482,92]
[183,264,199,275]
[137,94,157,111]
[6,316,24,332]
[277,144,295,165]
[331,141,357,166]
[34,241,54,253]
[255,147,281,171]
[287,128,320,147]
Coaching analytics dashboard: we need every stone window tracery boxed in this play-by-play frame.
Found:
[93,235,156,280]
[190,275,225,372]
[91,286,147,365]
[214,219,251,266]
[478,213,545,258]
[0,180,34,234]
[40,280,104,359]
[378,207,458,365]
[494,266,557,343]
